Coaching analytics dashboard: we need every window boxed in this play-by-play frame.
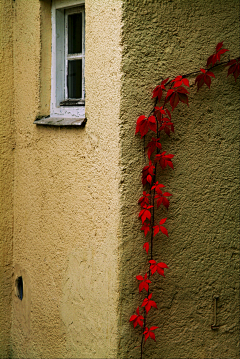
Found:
[35,0,86,126]
[61,6,85,106]
[52,0,85,118]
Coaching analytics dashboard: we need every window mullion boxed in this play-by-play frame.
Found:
[67,54,83,60]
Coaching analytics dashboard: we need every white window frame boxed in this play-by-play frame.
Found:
[51,0,85,119]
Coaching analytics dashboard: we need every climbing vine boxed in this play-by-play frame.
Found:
[129,42,239,358]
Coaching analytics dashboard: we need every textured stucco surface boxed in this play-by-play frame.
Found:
[10,0,121,357]
[0,0,13,356]
[119,0,239,358]
[1,0,240,357]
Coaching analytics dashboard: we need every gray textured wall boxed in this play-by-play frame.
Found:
[119,0,239,357]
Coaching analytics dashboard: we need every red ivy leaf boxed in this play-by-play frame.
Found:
[141,293,158,314]
[136,273,151,293]
[163,191,172,197]
[207,42,229,67]
[169,92,179,111]
[155,106,166,116]
[159,119,174,136]
[141,222,151,237]
[160,225,168,237]
[153,218,169,237]
[154,190,172,209]
[178,93,189,105]
[149,260,169,276]
[139,205,153,224]
[165,86,189,111]
[151,181,165,191]
[129,307,144,328]
[135,115,157,138]
[152,78,169,102]
[155,107,174,135]
[148,116,157,132]
[138,191,150,208]
[155,152,175,170]
[147,175,152,184]
[160,218,167,225]
[153,225,159,237]
[146,138,162,160]
[216,41,224,52]
[143,242,149,254]
[143,326,159,342]
[162,196,169,210]
[171,75,190,88]
[226,59,240,81]
[142,161,155,186]
[195,69,215,90]
[155,106,172,121]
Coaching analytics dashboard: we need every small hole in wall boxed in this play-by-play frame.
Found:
[16,276,23,300]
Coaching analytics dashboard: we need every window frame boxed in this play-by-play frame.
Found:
[51,0,85,119]
[64,7,85,103]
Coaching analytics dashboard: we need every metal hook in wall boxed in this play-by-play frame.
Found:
[211,295,219,330]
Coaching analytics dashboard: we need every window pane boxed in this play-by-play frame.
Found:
[68,13,82,54]
[68,60,82,98]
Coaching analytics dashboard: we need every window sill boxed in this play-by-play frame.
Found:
[60,99,85,106]
[33,116,87,127]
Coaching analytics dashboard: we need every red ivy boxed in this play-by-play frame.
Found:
[138,191,150,207]
[143,242,149,254]
[141,222,151,237]
[136,273,151,293]
[132,42,239,358]
[129,307,144,328]
[195,69,215,90]
[141,293,158,314]
[136,115,156,138]
[155,152,175,170]
[147,138,162,160]
[142,161,155,186]
[171,75,190,88]
[153,218,169,237]
[207,41,229,67]
[154,186,172,210]
[165,86,189,111]
[143,326,159,342]
[152,78,169,103]
[139,205,153,224]
[149,260,169,276]
[226,59,240,81]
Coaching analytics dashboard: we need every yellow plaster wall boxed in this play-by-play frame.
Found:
[0,0,14,356]
[11,0,121,357]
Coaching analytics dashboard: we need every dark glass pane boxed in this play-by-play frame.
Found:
[68,13,82,54]
[68,60,82,98]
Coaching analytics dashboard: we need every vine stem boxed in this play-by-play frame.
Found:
[147,58,239,117]
[134,47,239,359]
[162,59,236,87]
[140,119,160,359]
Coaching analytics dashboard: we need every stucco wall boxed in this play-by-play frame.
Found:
[0,0,13,356]
[119,0,239,358]
[11,0,121,357]
[1,0,239,357]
